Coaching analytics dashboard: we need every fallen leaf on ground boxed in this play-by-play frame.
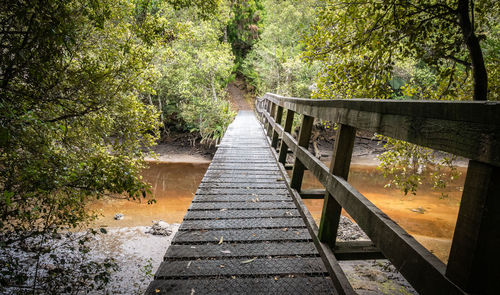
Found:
[241,257,257,264]
[218,236,224,244]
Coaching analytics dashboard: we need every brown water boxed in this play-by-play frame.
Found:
[90,161,466,263]
[89,162,208,227]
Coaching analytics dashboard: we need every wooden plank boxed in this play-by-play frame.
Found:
[278,110,295,164]
[204,170,281,176]
[192,195,291,202]
[445,160,500,294]
[179,217,306,230]
[300,189,326,199]
[184,209,300,220]
[198,182,287,189]
[172,228,313,243]
[264,93,500,166]
[319,124,356,248]
[333,241,384,260]
[195,188,289,195]
[201,178,286,183]
[155,257,328,278]
[165,242,318,259]
[146,277,336,295]
[290,115,314,191]
[189,202,296,210]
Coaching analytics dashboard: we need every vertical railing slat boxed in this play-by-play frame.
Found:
[278,110,295,164]
[271,106,283,148]
[290,115,314,191]
[318,124,356,248]
[445,160,500,294]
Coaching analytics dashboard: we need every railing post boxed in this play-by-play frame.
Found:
[271,106,283,148]
[278,110,295,164]
[266,102,276,136]
[290,115,314,191]
[318,124,356,248]
[263,99,271,131]
[445,160,500,294]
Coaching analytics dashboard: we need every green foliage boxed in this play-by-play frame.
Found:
[302,0,498,195]
[0,0,178,291]
[0,0,236,291]
[151,5,236,143]
[242,0,320,97]
[227,0,264,66]
[376,136,461,197]
[303,0,498,101]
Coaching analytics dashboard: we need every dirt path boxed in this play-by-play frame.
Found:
[227,81,253,111]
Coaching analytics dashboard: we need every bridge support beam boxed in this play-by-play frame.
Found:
[290,115,314,191]
[266,103,276,136]
[278,110,295,164]
[271,106,283,148]
[318,124,356,248]
[446,160,500,294]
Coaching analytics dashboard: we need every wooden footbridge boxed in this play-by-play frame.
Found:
[147,94,500,295]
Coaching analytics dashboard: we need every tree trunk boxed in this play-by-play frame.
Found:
[457,0,488,101]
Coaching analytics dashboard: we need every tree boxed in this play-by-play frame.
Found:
[151,4,236,143]
[226,0,264,66]
[0,0,178,291]
[303,0,499,195]
[303,0,499,101]
[242,0,320,97]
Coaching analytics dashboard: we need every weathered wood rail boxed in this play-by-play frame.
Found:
[146,111,350,294]
[256,93,500,295]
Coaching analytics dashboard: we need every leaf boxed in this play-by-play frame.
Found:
[218,236,223,244]
[99,228,107,234]
[240,257,257,264]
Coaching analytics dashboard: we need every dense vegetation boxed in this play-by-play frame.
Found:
[1,0,498,292]
[0,0,232,292]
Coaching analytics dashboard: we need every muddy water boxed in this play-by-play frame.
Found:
[89,162,208,227]
[90,161,466,263]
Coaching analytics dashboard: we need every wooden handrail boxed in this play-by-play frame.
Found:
[255,94,500,295]
[263,93,500,166]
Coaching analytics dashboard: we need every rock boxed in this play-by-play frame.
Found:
[147,220,172,236]
[114,213,124,220]
[337,216,369,241]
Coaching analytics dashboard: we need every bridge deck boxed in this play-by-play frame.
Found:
[146,111,337,294]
